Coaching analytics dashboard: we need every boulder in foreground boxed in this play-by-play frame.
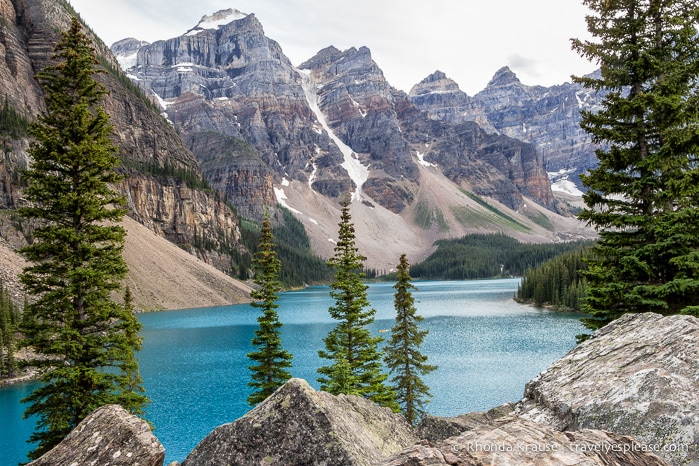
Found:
[28,404,164,466]
[181,378,417,466]
[517,312,699,465]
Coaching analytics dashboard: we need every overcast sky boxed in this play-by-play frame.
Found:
[67,0,596,95]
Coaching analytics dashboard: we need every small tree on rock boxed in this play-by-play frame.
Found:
[317,196,397,410]
[17,17,148,460]
[384,254,437,425]
[247,213,293,405]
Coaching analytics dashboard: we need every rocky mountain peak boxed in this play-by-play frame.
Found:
[409,70,462,96]
[409,70,497,132]
[185,8,249,36]
[488,66,522,87]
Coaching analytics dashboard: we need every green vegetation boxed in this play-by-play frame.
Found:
[240,208,331,288]
[0,281,20,379]
[516,248,589,311]
[247,214,293,405]
[317,196,397,410]
[523,210,555,231]
[413,200,448,231]
[411,233,594,280]
[17,18,148,460]
[118,157,213,192]
[456,190,531,232]
[0,98,29,138]
[573,0,699,331]
[384,254,437,425]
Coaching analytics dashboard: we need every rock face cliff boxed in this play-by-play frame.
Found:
[411,67,603,192]
[0,0,250,286]
[120,10,350,218]
[516,312,699,466]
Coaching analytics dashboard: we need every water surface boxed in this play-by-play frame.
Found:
[0,279,585,465]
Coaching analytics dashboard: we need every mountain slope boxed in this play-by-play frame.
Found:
[0,0,252,305]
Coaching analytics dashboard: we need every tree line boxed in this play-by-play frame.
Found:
[515,248,588,311]
[0,281,20,379]
[410,233,594,280]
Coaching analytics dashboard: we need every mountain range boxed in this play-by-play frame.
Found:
[0,2,598,307]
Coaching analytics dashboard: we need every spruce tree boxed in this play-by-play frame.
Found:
[247,213,293,405]
[384,254,437,425]
[572,0,699,331]
[17,17,148,459]
[317,196,397,410]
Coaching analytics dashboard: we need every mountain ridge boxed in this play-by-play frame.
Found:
[110,8,595,270]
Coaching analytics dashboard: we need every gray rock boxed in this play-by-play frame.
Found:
[517,312,699,465]
[417,402,516,443]
[28,404,164,466]
[383,417,669,466]
[181,378,417,466]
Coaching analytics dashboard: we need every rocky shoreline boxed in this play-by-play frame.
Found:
[23,312,698,466]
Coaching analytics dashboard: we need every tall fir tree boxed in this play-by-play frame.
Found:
[384,254,437,425]
[247,213,293,405]
[572,0,699,331]
[317,196,397,410]
[17,17,148,460]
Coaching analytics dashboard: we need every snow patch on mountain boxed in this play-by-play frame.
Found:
[298,69,369,201]
[548,168,583,196]
[186,9,248,36]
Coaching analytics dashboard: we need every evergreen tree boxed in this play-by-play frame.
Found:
[318,196,397,410]
[247,213,293,405]
[384,254,437,425]
[572,0,699,331]
[0,281,20,379]
[17,17,148,459]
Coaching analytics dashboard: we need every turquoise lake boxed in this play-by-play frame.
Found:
[0,278,586,465]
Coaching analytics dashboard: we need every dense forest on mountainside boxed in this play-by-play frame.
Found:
[0,281,20,378]
[409,234,594,280]
[240,208,331,287]
[516,248,589,311]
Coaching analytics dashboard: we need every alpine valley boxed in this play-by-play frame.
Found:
[1,2,599,307]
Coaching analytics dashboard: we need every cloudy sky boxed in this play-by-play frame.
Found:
[67,0,596,95]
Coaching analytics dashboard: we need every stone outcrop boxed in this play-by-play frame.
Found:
[383,417,669,466]
[28,404,164,466]
[181,378,418,466]
[516,312,699,466]
[417,402,516,443]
